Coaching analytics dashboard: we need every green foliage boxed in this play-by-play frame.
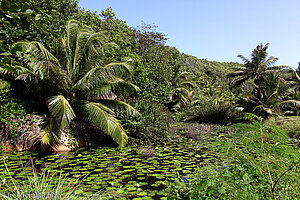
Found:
[180,102,238,124]
[167,64,194,111]
[24,0,80,50]
[0,90,27,137]
[0,0,41,45]
[0,90,26,123]
[0,0,37,79]
[181,54,237,78]
[166,164,271,199]
[238,72,297,117]
[265,116,300,141]
[14,20,139,147]
[177,54,239,123]
[228,43,286,88]
[218,114,299,199]
[166,114,299,199]
[120,99,171,145]
[230,43,299,117]
[132,24,180,103]
[176,78,239,124]
[0,159,112,200]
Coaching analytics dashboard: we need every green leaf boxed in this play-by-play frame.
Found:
[48,95,75,130]
[80,101,128,146]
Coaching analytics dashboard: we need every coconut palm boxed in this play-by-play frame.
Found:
[16,20,140,147]
[278,66,300,115]
[229,43,286,88]
[241,72,296,117]
[168,65,194,110]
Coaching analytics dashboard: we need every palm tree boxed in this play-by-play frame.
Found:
[229,43,285,88]
[278,66,300,115]
[240,72,298,117]
[167,65,194,110]
[16,20,140,147]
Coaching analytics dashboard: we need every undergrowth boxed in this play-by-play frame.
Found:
[166,113,300,199]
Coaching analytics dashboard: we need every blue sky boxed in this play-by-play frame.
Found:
[78,0,300,67]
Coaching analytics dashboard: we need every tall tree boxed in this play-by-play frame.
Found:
[16,20,139,147]
[229,43,285,88]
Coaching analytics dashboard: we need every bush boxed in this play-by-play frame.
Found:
[179,102,240,124]
[119,99,171,145]
[0,89,27,144]
[0,89,26,125]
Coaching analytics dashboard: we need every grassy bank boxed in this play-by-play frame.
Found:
[166,115,300,199]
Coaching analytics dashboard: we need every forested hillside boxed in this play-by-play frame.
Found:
[0,0,248,149]
[1,1,299,199]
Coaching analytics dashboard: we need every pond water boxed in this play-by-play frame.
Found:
[0,131,222,199]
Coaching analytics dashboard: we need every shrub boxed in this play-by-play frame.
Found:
[0,89,26,126]
[118,99,171,145]
[179,102,240,124]
[0,89,27,148]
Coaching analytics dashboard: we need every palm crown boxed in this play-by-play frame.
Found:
[16,20,140,147]
[168,65,194,110]
[229,43,285,87]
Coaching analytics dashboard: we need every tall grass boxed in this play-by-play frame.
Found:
[166,113,300,199]
[0,159,111,200]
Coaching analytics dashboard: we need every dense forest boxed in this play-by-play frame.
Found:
[0,0,299,199]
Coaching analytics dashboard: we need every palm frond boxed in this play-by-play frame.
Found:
[265,65,285,71]
[96,100,140,116]
[237,55,250,64]
[40,120,61,146]
[230,75,249,87]
[253,105,273,115]
[175,71,190,81]
[79,101,128,146]
[105,42,119,49]
[81,78,139,99]
[14,65,36,81]
[16,41,69,87]
[287,67,300,82]
[171,87,192,107]
[109,77,140,96]
[104,62,133,77]
[83,32,107,57]
[82,85,115,99]
[264,56,279,67]
[178,81,195,88]
[17,41,60,69]
[279,100,300,109]
[48,95,76,130]
[227,70,246,77]
[72,65,111,92]
[73,63,135,93]
[0,65,19,75]
[246,93,264,105]
[65,20,89,78]
[106,116,128,147]
[231,66,247,71]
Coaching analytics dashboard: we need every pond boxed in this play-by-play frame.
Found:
[0,124,227,199]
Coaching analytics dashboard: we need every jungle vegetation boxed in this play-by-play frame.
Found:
[0,0,299,199]
[0,0,299,149]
